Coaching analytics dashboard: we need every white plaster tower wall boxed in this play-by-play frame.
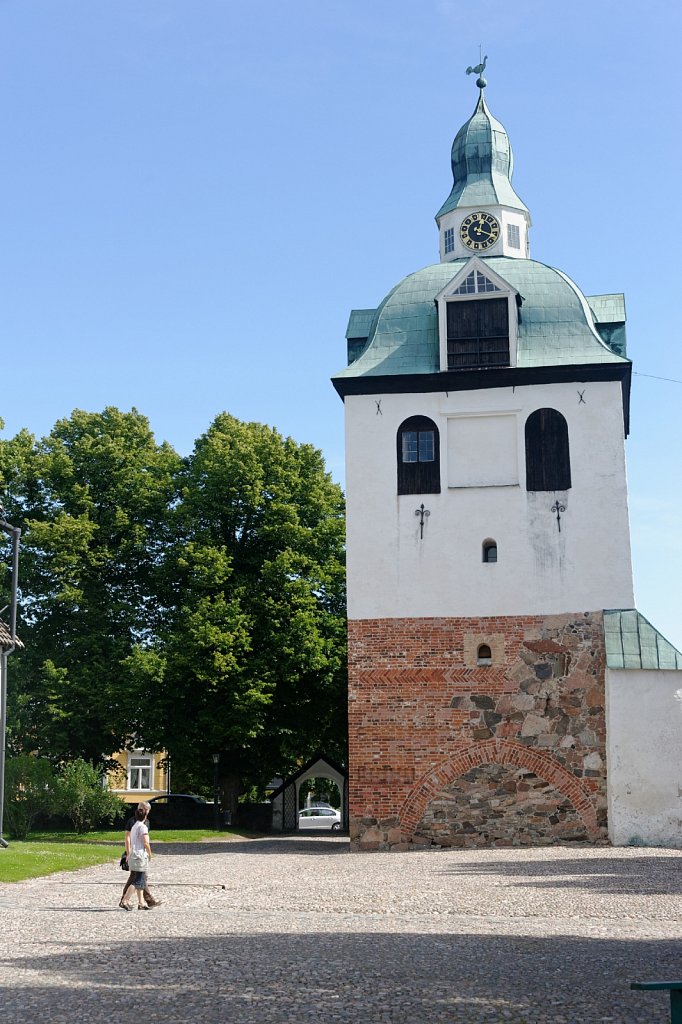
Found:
[345,379,634,620]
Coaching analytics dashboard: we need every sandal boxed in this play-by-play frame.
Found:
[118,900,133,912]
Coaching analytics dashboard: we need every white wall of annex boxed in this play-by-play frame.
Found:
[606,667,682,848]
[344,380,634,620]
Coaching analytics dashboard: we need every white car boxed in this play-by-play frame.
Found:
[298,807,342,830]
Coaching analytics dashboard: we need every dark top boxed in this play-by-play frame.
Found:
[125,815,150,833]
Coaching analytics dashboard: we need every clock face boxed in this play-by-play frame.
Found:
[459,211,501,251]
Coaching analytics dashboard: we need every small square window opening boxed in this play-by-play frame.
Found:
[402,430,434,464]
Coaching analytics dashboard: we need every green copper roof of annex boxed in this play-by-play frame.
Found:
[436,89,529,221]
[332,258,629,380]
[604,610,682,670]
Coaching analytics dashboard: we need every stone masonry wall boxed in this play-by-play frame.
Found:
[347,612,607,851]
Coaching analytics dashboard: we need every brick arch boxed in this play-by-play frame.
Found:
[399,739,599,838]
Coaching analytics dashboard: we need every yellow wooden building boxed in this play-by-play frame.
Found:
[108,749,169,806]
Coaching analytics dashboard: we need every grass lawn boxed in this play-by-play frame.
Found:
[0,841,120,883]
[0,829,244,883]
[29,828,241,844]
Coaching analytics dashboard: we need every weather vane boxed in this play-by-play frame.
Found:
[466,47,488,90]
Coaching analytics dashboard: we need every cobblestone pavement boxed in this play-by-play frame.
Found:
[0,836,681,1023]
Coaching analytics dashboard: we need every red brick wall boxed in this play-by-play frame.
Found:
[348,612,607,850]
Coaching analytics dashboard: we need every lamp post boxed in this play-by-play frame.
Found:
[0,510,21,850]
[212,753,220,832]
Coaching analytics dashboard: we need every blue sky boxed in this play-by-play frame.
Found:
[1,1,681,648]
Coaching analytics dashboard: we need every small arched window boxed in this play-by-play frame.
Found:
[477,644,492,666]
[525,409,571,491]
[397,416,441,495]
[482,540,498,563]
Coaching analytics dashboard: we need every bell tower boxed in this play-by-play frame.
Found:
[333,64,682,853]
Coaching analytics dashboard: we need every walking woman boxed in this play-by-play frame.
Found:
[120,802,160,909]
[120,804,153,910]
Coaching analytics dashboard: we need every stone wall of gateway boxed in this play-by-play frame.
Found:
[347,612,608,851]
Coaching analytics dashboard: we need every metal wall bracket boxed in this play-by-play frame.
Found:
[414,503,430,539]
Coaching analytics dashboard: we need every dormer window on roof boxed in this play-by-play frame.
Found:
[447,298,509,370]
[435,258,519,373]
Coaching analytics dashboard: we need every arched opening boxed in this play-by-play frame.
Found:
[477,644,492,666]
[270,754,348,833]
[525,408,571,491]
[482,539,497,563]
[397,415,440,495]
[399,740,599,841]
[297,776,342,831]
[414,763,590,847]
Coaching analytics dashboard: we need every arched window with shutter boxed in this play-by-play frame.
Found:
[397,416,440,495]
[525,409,571,491]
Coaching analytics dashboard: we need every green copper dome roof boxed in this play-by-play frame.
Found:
[436,91,529,221]
[333,258,629,380]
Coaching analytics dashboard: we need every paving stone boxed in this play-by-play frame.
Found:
[0,837,680,1023]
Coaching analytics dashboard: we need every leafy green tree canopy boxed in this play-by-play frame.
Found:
[0,407,181,763]
[0,409,347,803]
[130,413,347,803]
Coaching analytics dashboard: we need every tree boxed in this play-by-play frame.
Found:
[3,755,58,839]
[130,414,347,807]
[54,758,125,833]
[0,408,181,764]
[0,408,347,803]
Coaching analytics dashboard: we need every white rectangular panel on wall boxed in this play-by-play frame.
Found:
[447,414,518,488]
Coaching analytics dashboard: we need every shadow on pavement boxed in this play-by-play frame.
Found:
[439,853,682,896]
[154,834,350,857]
[0,928,676,1023]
